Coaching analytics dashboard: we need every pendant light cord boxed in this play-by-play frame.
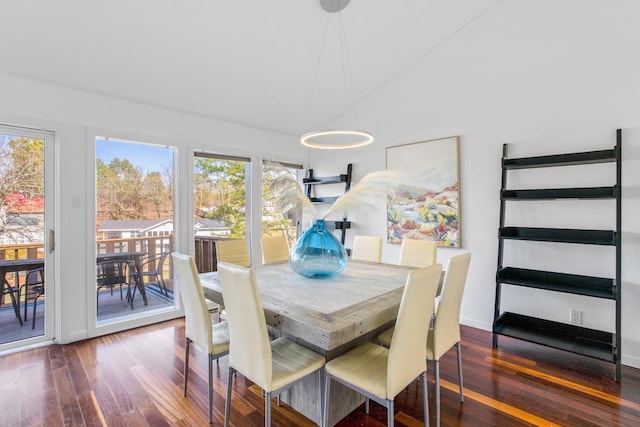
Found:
[306,13,332,120]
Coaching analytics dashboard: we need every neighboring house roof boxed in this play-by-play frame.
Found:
[98,218,226,232]
[194,218,226,229]
[98,219,172,233]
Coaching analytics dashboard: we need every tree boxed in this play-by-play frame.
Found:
[143,171,167,219]
[0,136,45,244]
[96,158,145,220]
[194,158,246,238]
[0,136,44,201]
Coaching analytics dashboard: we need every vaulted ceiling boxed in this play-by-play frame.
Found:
[0,0,498,136]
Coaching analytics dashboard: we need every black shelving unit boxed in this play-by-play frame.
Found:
[493,130,622,381]
[303,163,352,244]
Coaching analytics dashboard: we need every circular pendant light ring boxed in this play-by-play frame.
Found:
[300,129,374,149]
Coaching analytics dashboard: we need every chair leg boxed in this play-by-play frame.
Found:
[208,353,214,424]
[435,360,440,427]
[456,342,464,402]
[23,286,28,322]
[422,371,429,427]
[5,280,23,326]
[323,374,331,427]
[317,369,323,427]
[225,367,234,427]
[32,293,42,330]
[184,338,191,397]
[158,275,168,296]
[387,399,394,427]
[265,391,272,426]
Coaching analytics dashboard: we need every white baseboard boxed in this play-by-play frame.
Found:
[622,353,640,370]
[460,317,491,331]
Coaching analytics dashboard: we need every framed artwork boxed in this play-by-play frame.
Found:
[386,136,460,247]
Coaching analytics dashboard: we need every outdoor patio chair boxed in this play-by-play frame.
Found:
[20,267,45,329]
[96,259,134,313]
[131,252,170,296]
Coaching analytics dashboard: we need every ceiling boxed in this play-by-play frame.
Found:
[0,0,499,136]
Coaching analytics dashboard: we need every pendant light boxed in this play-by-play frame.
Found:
[300,0,374,149]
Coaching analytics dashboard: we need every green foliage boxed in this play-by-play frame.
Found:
[194,158,247,238]
[96,157,147,220]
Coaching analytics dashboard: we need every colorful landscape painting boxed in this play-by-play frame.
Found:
[386,136,460,247]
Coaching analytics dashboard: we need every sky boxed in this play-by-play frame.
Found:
[95,137,173,175]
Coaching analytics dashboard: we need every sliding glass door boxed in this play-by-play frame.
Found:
[0,125,54,349]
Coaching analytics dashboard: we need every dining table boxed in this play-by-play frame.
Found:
[96,251,148,306]
[0,258,45,326]
[200,260,425,426]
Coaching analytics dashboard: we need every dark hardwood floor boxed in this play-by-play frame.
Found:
[1,318,638,426]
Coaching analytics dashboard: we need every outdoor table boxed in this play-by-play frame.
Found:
[97,251,148,305]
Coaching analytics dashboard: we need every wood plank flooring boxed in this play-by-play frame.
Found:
[1,318,638,426]
[0,286,172,345]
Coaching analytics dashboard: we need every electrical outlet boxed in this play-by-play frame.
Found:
[570,310,582,325]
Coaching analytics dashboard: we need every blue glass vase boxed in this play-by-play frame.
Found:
[289,219,348,278]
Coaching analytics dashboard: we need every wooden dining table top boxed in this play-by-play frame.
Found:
[199,260,417,357]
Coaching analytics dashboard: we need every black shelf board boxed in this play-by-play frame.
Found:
[494,312,615,362]
[499,227,615,245]
[309,196,339,203]
[501,186,616,200]
[503,148,617,169]
[334,220,351,230]
[497,267,615,299]
[325,220,351,230]
[303,175,346,185]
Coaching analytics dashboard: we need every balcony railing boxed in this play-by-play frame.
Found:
[1,234,227,283]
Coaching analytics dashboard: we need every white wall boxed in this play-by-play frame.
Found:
[0,73,307,345]
[308,1,640,368]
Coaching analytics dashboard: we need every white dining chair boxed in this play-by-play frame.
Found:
[216,239,251,267]
[215,238,251,321]
[323,263,442,427]
[172,252,230,424]
[218,262,326,427]
[261,235,290,264]
[378,252,471,427]
[351,235,383,262]
[398,239,437,268]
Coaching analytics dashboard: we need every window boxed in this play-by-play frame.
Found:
[262,161,303,247]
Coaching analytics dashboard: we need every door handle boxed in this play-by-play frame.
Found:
[49,229,55,253]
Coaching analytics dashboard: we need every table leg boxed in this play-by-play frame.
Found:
[133,256,148,305]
